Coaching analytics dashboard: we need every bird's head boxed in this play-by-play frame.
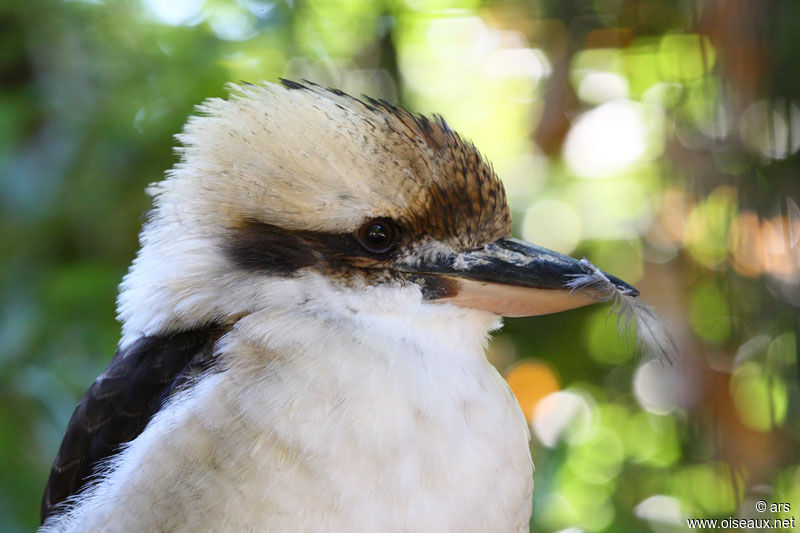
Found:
[117,80,638,348]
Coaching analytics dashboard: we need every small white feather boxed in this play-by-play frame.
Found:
[565,258,678,364]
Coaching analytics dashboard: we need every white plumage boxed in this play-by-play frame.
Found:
[45,276,532,531]
[42,81,649,532]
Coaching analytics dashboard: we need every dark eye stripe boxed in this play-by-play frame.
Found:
[226,219,401,275]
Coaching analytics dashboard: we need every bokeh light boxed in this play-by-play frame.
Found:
[506,360,561,422]
[563,100,648,179]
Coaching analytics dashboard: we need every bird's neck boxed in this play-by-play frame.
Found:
[206,295,533,530]
[92,273,533,531]
[235,273,502,357]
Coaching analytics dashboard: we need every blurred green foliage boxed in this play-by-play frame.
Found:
[2,0,800,531]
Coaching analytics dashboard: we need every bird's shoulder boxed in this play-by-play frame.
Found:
[40,323,227,524]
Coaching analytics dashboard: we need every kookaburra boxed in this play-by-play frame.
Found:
[40,80,638,532]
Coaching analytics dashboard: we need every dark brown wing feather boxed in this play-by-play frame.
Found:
[41,324,225,523]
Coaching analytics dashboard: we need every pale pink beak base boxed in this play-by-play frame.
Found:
[442,276,598,317]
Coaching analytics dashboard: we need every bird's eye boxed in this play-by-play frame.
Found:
[356,218,398,254]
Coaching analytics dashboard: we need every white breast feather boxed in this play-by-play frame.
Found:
[43,273,533,532]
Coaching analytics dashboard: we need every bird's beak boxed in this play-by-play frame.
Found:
[403,237,639,317]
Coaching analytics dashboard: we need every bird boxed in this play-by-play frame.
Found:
[40,79,639,532]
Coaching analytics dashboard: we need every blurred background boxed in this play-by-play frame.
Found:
[2,0,799,531]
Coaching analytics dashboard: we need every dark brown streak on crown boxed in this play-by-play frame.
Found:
[351,98,511,250]
[387,119,511,249]
[272,79,510,282]
[277,78,511,251]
